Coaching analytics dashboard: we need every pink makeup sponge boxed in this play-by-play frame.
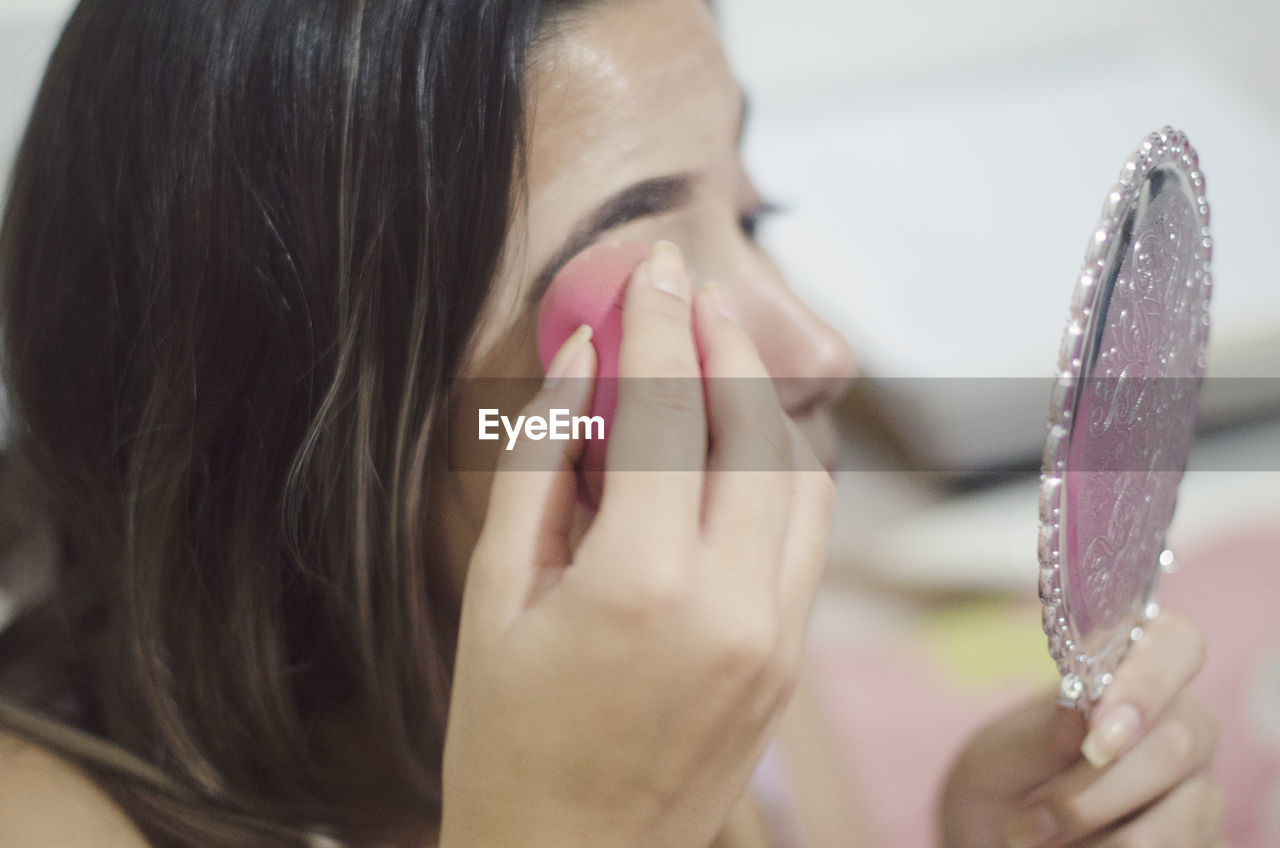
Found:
[537,241,651,506]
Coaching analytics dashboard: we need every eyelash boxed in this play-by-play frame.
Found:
[738,200,784,241]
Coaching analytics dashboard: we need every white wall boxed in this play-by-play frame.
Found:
[5,1,1280,187]
[719,0,1280,118]
[6,0,1280,170]
[0,1,69,195]
[0,0,75,21]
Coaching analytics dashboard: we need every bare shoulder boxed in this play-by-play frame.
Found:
[0,729,152,847]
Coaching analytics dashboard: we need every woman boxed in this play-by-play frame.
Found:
[0,0,1223,846]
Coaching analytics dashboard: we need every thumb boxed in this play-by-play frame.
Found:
[462,325,597,634]
[1045,702,1090,776]
[957,694,1089,799]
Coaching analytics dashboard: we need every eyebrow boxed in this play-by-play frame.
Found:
[526,89,750,302]
[527,174,696,302]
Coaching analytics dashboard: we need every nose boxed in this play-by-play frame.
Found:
[728,265,857,417]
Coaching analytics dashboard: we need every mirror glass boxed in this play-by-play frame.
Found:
[1039,127,1213,711]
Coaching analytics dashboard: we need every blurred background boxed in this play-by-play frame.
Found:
[2,1,1278,845]
[717,0,1280,570]
[707,0,1280,602]
[715,3,1280,845]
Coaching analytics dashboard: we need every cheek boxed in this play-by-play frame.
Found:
[431,348,542,598]
[444,309,543,480]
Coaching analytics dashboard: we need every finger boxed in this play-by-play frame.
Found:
[1082,612,1206,768]
[600,241,705,542]
[694,283,795,586]
[1088,773,1224,848]
[948,696,1087,801]
[777,416,835,661]
[463,326,597,634]
[1006,696,1217,847]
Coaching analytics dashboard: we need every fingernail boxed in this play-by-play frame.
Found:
[543,324,594,390]
[1005,805,1059,848]
[702,281,740,323]
[1082,702,1141,768]
[648,240,689,300]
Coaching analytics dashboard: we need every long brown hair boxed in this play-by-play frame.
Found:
[0,0,585,844]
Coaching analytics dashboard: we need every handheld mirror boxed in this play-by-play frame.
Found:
[1039,127,1213,712]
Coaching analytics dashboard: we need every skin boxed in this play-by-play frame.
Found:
[0,1,1224,847]
[430,0,854,593]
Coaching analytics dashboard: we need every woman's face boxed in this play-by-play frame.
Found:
[433,0,855,587]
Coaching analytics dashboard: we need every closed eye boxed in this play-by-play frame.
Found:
[739,199,784,241]
[528,174,696,302]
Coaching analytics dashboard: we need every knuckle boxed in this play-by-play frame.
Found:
[722,417,793,472]
[609,565,687,622]
[632,376,702,422]
[641,283,693,323]
[721,620,776,669]
[715,378,777,422]
[1156,718,1198,772]
[752,417,793,470]
[708,602,780,675]
[1111,665,1165,707]
[801,466,836,509]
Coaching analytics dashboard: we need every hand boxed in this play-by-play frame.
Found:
[940,612,1224,848]
[439,242,833,848]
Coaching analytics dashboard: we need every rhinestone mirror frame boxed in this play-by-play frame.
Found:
[1039,127,1213,712]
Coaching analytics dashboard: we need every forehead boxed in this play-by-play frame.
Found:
[523,0,736,199]
[467,0,737,362]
